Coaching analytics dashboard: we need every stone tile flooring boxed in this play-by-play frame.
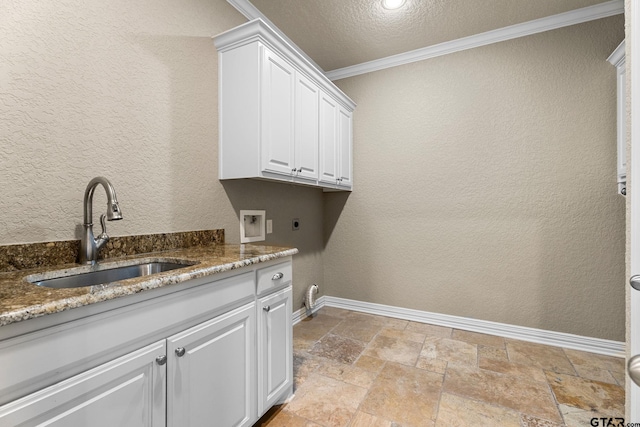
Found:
[254,307,625,427]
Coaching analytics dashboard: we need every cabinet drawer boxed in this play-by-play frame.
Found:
[257,261,292,295]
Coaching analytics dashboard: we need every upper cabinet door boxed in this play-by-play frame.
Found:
[294,72,319,181]
[319,91,338,184]
[338,107,353,188]
[261,48,295,177]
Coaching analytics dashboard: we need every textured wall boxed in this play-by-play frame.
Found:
[325,16,626,341]
[0,0,324,310]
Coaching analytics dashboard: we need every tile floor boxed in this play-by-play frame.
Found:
[254,307,625,427]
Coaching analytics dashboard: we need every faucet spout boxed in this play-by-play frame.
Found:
[80,177,123,264]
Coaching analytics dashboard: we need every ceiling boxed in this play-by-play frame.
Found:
[249,0,613,72]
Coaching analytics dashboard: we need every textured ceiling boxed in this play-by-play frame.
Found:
[249,0,609,71]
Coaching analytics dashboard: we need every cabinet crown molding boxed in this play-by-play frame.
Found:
[214,18,356,111]
[608,40,625,67]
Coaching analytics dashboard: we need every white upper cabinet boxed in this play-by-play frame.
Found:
[214,19,355,191]
[319,92,353,190]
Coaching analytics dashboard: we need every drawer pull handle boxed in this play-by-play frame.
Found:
[156,355,167,366]
[263,305,271,312]
[175,347,186,357]
[272,272,284,280]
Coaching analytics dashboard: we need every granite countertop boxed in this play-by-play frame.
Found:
[0,243,298,327]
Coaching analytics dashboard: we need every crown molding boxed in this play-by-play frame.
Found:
[607,40,626,67]
[214,18,356,110]
[326,0,624,81]
[225,0,325,73]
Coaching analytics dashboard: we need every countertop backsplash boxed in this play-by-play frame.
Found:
[0,229,225,272]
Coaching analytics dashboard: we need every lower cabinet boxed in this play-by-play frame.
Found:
[168,302,256,427]
[258,285,293,415]
[0,260,294,427]
[0,340,167,427]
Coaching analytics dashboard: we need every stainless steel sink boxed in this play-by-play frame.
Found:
[30,261,196,289]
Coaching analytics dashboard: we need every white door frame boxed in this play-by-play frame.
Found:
[630,0,640,420]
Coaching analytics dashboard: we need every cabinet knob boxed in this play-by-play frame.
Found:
[272,272,284,280]
[175,347,186,357]
[263,305,271,312]
[156,355,167,366]
[292,168,297,172]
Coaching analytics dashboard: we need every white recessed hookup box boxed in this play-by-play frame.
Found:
[240,210,265,243]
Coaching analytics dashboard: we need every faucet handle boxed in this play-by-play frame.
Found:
[97,214,109,240]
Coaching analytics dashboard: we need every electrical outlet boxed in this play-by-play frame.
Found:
[292,218,300,231]
[266,219,273,234]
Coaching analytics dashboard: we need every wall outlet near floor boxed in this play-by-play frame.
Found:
[292,218,300,231]
[266,219,273,234]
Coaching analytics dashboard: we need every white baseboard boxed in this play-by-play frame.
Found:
[292,295,327,325]
[309,296,625,358]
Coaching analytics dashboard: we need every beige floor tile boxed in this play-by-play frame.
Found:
[559,404,609,427]
[572,364,618,385]
[315,358,378,389]
[384,317,410,330]
[293,351,323,390]
[435,393,520,427]
[506,340,576,375]
[349,412,393,427]
[545,371,624,415]
[444,363,562,423]
[478,357,547,383]
[564,348,624,384]
[317,307,351,319]
[309,334,365,365]
[478,345,508,362]
[406,322,452,338]
[378,326,426,343]
[451,329,505,348]
[519,414,564,427]
[421,337,477,366]
[563,349,625,375]
[359,363,443,426]
[294,313,344,342]
[610,369,625,387]
[416,357,448,374]
[354,355,386,373]
[363,335,423,366]
[285,373,368,427]
[255,407,322,426]
[293,337,317,352]
[331,319,385,343]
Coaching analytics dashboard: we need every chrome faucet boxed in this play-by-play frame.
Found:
[80,177,123,264]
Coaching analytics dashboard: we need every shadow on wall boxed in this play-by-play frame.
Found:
[322,191,350,248]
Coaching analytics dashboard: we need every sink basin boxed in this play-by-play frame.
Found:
[30,261,196,289]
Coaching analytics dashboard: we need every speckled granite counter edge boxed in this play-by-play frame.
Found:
[1,247,298,327]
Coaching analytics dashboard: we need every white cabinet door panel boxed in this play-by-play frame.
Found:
[338,107,353,188]
[295,72,319,181]
[319,92,338,184]
[258,286,292,415]
[0,340,166,427]
[168,302,256,427]
[262,49,295,177]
